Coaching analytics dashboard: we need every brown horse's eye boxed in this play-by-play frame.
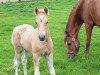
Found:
[46,21,48,24]
[68,43,71,46]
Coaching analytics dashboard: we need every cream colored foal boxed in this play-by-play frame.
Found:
[11,7,56,75]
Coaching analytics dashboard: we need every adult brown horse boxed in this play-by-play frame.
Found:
[64,0,100,58]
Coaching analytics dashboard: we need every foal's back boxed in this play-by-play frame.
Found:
[12,24,36,52]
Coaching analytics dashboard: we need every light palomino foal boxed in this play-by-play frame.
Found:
[11,7,56,75]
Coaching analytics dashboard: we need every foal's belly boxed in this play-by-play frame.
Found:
[21,38,32,52]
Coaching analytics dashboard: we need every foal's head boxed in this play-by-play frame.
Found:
[35,7,48,41]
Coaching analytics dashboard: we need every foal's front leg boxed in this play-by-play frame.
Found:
[46,53,56,75]
[33,54,40,75]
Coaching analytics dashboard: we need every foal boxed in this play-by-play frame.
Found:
[11,7,56,75]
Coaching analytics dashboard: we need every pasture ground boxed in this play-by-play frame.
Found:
[0,0,100,75]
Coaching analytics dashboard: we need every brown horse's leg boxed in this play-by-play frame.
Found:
[85,23,93,57]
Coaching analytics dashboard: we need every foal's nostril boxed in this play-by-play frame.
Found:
[39,35,45,41]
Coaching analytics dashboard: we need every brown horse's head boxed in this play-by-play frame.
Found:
[64,30,80,58]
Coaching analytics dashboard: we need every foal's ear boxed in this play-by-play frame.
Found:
[44,7,48,14]
[34,7,39,15]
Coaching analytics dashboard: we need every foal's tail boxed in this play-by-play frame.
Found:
[11,27,21,47]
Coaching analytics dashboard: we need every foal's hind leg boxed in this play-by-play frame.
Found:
[46,53,56,75]
[21,50,27,75]
[13,46,21,75]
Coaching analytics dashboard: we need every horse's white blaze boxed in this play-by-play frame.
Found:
[39,16,44,22]
[39,31,45,35]
[38,14,46,35]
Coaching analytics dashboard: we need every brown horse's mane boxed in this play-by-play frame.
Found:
[66,0,84,31]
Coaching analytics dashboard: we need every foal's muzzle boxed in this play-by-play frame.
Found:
[39,35,45,41]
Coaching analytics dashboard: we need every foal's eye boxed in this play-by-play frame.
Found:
[46,21,48,24]
[35,22,37,24]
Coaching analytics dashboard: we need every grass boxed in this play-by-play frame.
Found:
[0,0,100,75]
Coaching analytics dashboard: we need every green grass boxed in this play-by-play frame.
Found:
[0,0,100,75]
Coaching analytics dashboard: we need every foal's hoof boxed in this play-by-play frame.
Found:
[51,73,56,75]
[34,73,40,75]
[50,70,56,75]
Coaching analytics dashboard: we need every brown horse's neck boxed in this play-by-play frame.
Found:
[66,20,83,39]
[66,0,84,39]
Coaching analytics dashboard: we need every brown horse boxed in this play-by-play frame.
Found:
[64,0,100,58]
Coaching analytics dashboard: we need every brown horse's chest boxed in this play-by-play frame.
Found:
[87,0,100,26]
[83,1,100,28]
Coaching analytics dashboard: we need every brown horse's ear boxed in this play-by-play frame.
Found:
[64,30,70,37]
[64,30,67,35]
[34,7,39,15]
[64,30,67,44]
[44,7,48,14]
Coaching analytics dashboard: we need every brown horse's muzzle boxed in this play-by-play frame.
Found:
[67,52,77,58]
[67,46,80,58]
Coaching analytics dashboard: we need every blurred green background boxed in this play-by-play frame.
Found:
[0,0,100,75]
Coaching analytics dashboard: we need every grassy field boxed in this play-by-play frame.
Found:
[0,0,100,75]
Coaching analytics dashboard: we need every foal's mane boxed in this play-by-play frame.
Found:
[66,0,84,31]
